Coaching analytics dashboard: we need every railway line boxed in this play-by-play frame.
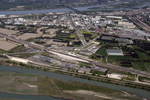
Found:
[1,33,150,77]
[129,17,150,32]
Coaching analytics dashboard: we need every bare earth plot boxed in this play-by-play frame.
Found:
[46,39,68,46]
[0,28,19,36]
[0,40,18,51]
[46,29,58,34]
[18,33,41,40]
[5,25,16,29]
[18,27,46,40]
[42,29,57,37]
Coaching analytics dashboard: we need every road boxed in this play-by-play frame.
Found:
[80,35,100,50]
[66,13,87,45]
[66,14,85,45]
[76,29,87,45]
[0,33,150,77]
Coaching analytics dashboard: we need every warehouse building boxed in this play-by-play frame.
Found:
[107,49,124,56]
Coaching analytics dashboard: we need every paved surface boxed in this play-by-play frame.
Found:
[67,14,87,45]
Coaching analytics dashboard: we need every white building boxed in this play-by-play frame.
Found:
[107,49,124,56]
[106,16,122,19]
[118,21,136,29]
[9,56,29,64]
[107,73,124,79]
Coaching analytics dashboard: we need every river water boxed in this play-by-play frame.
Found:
[0,2,122,15]
[0,1,148,15]
[0,65,150,100]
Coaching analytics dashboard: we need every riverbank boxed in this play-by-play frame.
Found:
[0,71,143,100]
[0,97,20,100]
[0,1,122,15]
[0,58,150,99]
[1,58,150,92]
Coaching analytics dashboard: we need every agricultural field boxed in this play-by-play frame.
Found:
[0,28,19,36]
[8,45,28,53]
[81,31,96,42]
[0,41,18,51]
[17,27,45,40]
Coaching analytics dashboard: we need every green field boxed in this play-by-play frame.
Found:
[0,98,22,100]
[131,50,150,72]
[0,49,5,53]
[95,47,150,72]
[81,31,95,35]
[136,50,150,60]
[139,76,150,82]
[94,38,150,72]
[70,34,78,39]
[9,53,37,59]
[96,47,107,56]
[132,62,146,71]
[108,56,132,62]
[8,45,28,53]
[81,31,96,42]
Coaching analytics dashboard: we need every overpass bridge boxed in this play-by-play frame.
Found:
[57,4,82,13]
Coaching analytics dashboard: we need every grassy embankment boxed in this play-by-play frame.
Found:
[38,76,142,100]
[0,71,142,100]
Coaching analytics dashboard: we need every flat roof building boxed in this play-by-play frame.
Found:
[107,73,124,79]
[92,66,108,73]
[107,49,124,56]
[78,67,91,74]
[101,36,115,41]
[115,38,133,44]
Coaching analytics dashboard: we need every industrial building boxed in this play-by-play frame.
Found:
[78,67,91,74]
[107,49,124,56]
[9,56,29,64]
[107,73,124,80]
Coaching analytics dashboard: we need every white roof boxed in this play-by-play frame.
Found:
[107,49,123,56]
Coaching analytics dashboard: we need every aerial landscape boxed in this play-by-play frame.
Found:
[0,0,150,100]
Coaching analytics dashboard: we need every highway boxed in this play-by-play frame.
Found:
[0,33,150,77]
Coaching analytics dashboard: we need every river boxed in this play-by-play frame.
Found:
[0,2,122,15]
[0,65,150,100]
[0,1,148,15]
